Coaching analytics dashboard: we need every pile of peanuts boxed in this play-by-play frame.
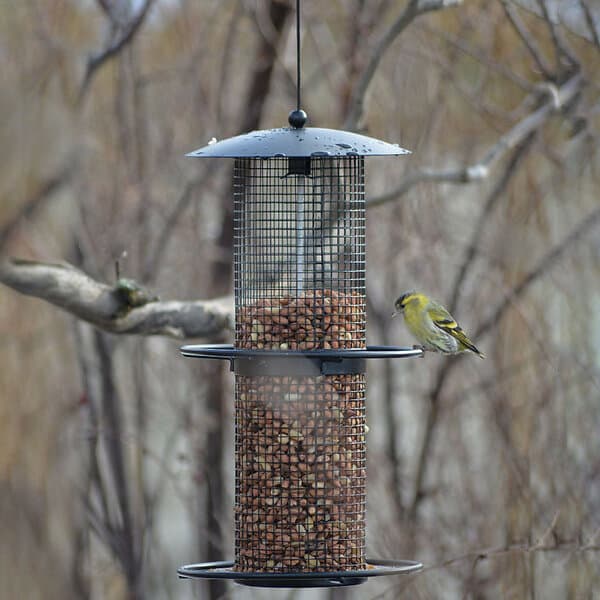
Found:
[236,289,365,350]
[234,373,367,573]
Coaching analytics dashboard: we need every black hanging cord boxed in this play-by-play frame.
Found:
[288,0,307,128]
[296,0,301,111]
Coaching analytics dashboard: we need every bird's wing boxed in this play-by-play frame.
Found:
[427,303,482,355]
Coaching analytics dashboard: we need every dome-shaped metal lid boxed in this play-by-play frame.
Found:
[186,127,410,158]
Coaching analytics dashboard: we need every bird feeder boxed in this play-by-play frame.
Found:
[177,111,424,588]
[177,2,422,588]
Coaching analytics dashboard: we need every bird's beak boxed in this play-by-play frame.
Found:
[391,310,398,318]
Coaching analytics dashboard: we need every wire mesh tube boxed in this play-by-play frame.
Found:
[235,373,366,572]
[233,157,367,572]
[234,157,366,350]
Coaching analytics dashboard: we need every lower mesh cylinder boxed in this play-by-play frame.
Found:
[234,373,366,572]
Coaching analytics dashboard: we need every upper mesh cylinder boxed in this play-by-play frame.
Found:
[234,157,366,350]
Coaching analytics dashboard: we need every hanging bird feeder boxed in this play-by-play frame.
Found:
[177,1,423,589]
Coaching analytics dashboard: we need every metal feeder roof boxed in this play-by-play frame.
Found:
[187,126,410,159]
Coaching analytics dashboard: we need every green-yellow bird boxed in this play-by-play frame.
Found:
[393,291,485,358]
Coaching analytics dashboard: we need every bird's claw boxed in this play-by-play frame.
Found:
[412,344,426,357]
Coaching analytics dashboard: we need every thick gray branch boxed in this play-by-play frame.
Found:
[367,73,583,207]
[0,258,233,339]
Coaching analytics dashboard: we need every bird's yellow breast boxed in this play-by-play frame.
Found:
[402,296,434,337]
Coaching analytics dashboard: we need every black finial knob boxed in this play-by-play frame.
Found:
[288,109,308,129]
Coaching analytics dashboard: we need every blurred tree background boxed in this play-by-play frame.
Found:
[1,1,599,599]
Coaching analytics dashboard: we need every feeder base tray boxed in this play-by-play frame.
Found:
[178,559,422,588]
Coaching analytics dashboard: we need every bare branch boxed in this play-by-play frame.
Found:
[580,0,600,52]
[95,0,118,24]
[371,534,600,600]
[343,0,462,130]
[447,133,537,313]
[142,172,213,282]
[500,0,555,79]
[0,258,233,338]
[93,331,139,586]
[79,0,156,102]
[367,73,583,207]
[0,163,74,254]
[419,22,538,92]
[536,0,580,69]
[406,203,600,520]
[474,205,600,340]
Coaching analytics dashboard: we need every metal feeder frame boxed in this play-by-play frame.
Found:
[177,110,423,589]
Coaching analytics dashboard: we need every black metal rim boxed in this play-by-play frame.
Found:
[177,558,423,588]
[180,344,423,360]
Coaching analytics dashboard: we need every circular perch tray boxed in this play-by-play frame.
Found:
[180,344,423,375]
[177,559,423,588]
[180,344,423,359]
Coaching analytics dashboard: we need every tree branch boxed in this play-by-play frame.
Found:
[142,172,213,282]
[343,0,462,130]
[0,258,233,338]
[367,73,583,207]
[374,537,600,600]
[79,0,156,102]
[580,0,600,52]
[422,22,538,92]
[500,0,555,80]
[406,203,600,520]
[474,205,600,340]
[0,163,74,254]
[447,133,537,313]
[536,0,580,69]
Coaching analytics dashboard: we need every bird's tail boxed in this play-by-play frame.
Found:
[462,339,485,359]
[469,344,485,359]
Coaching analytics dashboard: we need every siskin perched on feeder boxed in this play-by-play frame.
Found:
[392,291,485,358]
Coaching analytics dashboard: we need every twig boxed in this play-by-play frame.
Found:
[536,0,580,69]
[474,205,600,340]
[420,21,537,92]
[418,135,536,515]
[579,0,600,51]
[216,1,244,130]
[447,133,537,313]
[212,0,292,294]
[367,73,583,208]
[367,293,405,521]
[343,0,462,130]
[406,357,453,520]
[406,203,600,520]
[93,331,139,589]
[95,0,119,24]
[0,163,74,253]
[142,172,213,282]
[79,0,156,102]
[0,258,233,338]
[369,537,600,600]
[500,0,555,79]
